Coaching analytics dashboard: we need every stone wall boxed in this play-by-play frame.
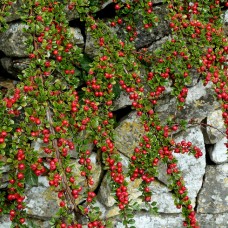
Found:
[0,1,227,228]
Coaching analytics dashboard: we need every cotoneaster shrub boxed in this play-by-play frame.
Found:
[0,0,227,227]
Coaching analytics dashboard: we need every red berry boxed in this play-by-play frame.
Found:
[115,4,121,10]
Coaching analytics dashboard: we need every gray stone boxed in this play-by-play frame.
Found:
[147,181,181,213]
[197,164,228,213]
[114,213,184,228]
[97,173,142,208]
[148,35,171,52]
[102,0,112,9]
[84,32,101,58]
[1,57,30,77]
[114,111,144,158]
[25,176,60,219]
[32,132,94,159]
[113,91,131,110]
[97,174,116,207]
[118,153,130,173]
[0,215,11,228]
[99,173,181,214]
[71,153,102,194]
[158,127,206,208]
[224,10,228,35]
[64,6,79,21]
[114,118,206,209]
[134,5,171,49]
[115,212,228,228]
[203,110,226,144]
[0,214,51,228]
[209,137,228,164]
[5,0,22,23]
[0,157,10,189]
[155,81,220,124]
[0,23,31,57]
[197,213,228,228]
[70,27,84,48]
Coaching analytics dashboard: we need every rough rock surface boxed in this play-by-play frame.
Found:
[148,181,181,213]
[71,153,102,194]
[0,23,30,57]
[114,111,144,157]
[113,91,131,110]
[0,156,10,189]
[0,215,51,228]
[155,81,220,124]
[114,213,184,228]
[208,137,228,164]
[197,164,228,213]
[25,176,59,219]
[224,10,228,35]
[5,0,22,22]
[1,57,30,77]
[203,109,226,144]
[0,2,227,228]
[197,213,228,228]
[134,5,171,49]
[70,27,84,47]
[148,35,171,52]
[97,174,142,208]
[0,215,12,228]
[158,127,206,208]
[32,131,94,158]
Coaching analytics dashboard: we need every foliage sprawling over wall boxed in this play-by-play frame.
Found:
[0,0,227,227]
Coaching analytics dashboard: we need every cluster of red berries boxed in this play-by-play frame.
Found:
[30,158,46,176]
[3,88,20,109]
[87,220,105,228]
[116,185,129,210]
[177,87,188,103]
[0,131,7,144]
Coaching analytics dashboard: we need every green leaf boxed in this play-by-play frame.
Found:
[128,219,135,224]
[151,201,157,206]
[91,118,99,129]
[25,167,38,187]
[113,83,121,99]
[0,143,6,149]
[80,54,92,72]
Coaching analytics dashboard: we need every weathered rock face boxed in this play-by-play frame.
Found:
[69,27,84,48]
[0,164,10,189]
[0,23,30,57]
[197,164,228,214]
[197,213,228,228]
[5,0,22,23]
[148,180,181,213]
[113,91,131,110]
[155,81,220,124]
[134,5,171,49]
[224,10,228,35]
[0,2,227,228]
[0,23,83,59]
[114,111,144,158]
[1,57,29,77]
[114,213,184,228]
[71,153,102,193]
[98,174,142,208]
[25,176,60,219]
[203,110,226,144]
[208,137,228,164]
[158,127,206,208]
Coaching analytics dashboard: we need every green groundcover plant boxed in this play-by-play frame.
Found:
[0,0,227,227]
